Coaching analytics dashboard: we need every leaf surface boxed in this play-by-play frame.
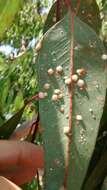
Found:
[38,12,107,190]
[44,0,101,34]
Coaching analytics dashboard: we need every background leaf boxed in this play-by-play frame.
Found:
[82,91,107,189]
[102,176,107,190]
[0,0,26,40]
[0,105,25,139]
[38,12,106,189]
[82,149,107,190]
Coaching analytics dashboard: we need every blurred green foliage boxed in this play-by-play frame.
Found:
[0,1,51,189]
[4,2,44,47]
[0,1,47,125]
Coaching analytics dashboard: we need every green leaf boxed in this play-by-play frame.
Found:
[38,12,107,189]
[82,149,107,190]
[99,91,107,133]
[0,79,10,113]
[101,176,107,190]
[0,0,26,40]
[0,105,25,139]
[44,0,101,34]
[81,92,107,189]
[13,91,24,112]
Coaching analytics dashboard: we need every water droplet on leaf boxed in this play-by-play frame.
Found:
[58,94,63,99]
[51,94,58,101]
[56,65,63,73]
[76,115,83,121]
[44,83,50,90]
[77,79,85,88]
[48,68,54,75]
[54,89,61,95]
[101,54,107,60]
[63,126,70,135]
[72,74,78,82]
[76,68,87,76]
[60,105,65,113]
[65,78,71,85]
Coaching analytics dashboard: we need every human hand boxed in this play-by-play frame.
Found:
[0,176,22,190]
[0,140,44,185]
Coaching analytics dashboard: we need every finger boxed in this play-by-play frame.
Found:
[0,176,22,190]
[0,140,44,170]
[0,140,44,185]
[0,167,37,185]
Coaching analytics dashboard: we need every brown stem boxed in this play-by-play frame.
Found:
[75,0,81,14]
[63,11,75,190]
[63,0,81,189]
[56,0,61,22]
[65,0,72,10]
[65,0,81,14]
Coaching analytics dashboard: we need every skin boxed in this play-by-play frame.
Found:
[0,176,22,190]
[0,140,44,186]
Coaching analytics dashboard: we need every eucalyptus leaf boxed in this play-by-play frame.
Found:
[38,12,107,190]
[0,105,25,139]
[44,0,101,34]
